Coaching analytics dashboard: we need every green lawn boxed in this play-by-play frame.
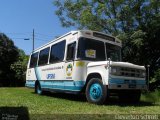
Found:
[0,87,159,120]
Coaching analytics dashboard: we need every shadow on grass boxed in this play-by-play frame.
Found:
[104,97,154,107]
[0,106,29,120]
[32,91,87,102]
[33,92,155,107]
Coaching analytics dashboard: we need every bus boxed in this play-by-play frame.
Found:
[26,30,147,104]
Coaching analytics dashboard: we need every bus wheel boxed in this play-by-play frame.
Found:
[86,78,107,105]
[35,83,42,95]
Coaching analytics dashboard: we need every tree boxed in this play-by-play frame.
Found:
[54,0,160,77]
[11,49,29,86]
[0,33,19,86]
[0,33,29,86]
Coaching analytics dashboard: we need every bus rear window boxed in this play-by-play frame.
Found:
[29,52,38,68]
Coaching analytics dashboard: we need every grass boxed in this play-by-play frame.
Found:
[0,87,160,120]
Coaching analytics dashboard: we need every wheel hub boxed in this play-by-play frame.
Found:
[90,84,102,100]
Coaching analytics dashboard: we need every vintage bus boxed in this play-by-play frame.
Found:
[26,30,147,104]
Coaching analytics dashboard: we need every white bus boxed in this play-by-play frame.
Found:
[26,30,147,104]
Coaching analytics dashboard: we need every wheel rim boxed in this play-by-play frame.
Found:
[89,83,102,101]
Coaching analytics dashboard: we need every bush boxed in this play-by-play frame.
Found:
[149,69,160,91]
[142,90,160,104]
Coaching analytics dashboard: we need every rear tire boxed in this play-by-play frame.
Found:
[35,82,42,95]
[86,78,108,105]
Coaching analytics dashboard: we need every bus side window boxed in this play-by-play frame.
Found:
[38,47,50,66]
[50,40,66,63]
[66,42,76,61]
[29,52,39,68]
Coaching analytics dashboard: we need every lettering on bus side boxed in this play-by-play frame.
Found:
[46,73,55,79]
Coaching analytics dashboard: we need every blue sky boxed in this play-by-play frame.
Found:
[0,0,75,55]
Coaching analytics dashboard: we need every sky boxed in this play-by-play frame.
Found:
[0,0,75,55]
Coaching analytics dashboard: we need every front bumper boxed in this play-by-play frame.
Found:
[108,84,147,90]
[108,77,147,90]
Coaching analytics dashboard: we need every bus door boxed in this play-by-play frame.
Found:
[64,42,76,81]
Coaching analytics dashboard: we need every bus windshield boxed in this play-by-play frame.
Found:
[106,43,121,61]
[78,38,106,61]
[77,37,121,61]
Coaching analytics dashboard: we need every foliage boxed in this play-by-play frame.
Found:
[54,0,159,33]
[149,69,160,91]
[142,90,160,104]
[53,0,160,77]
[0,33,19,86]
[10,49,29,86]
[0,33,28,86]
[154,69,160,81]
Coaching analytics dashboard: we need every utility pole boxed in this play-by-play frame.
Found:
[32,29,35,52]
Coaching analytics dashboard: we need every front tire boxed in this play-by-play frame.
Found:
[86,78,107,105]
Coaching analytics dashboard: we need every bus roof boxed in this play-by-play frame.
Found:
[33,30,121,53]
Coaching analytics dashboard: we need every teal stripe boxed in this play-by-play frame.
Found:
[26,80,85,91]
[35,67,41,80]
[25,80,35,88]
[40,80,85,91]
[109,78,146,85]
[41,85,83,91]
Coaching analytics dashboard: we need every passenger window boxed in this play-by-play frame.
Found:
[50,40,66,63]
[29,52,38,68]
[66,42,76,61]
[38,47,50,66]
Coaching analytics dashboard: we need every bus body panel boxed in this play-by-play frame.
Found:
[87,61,109,85]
